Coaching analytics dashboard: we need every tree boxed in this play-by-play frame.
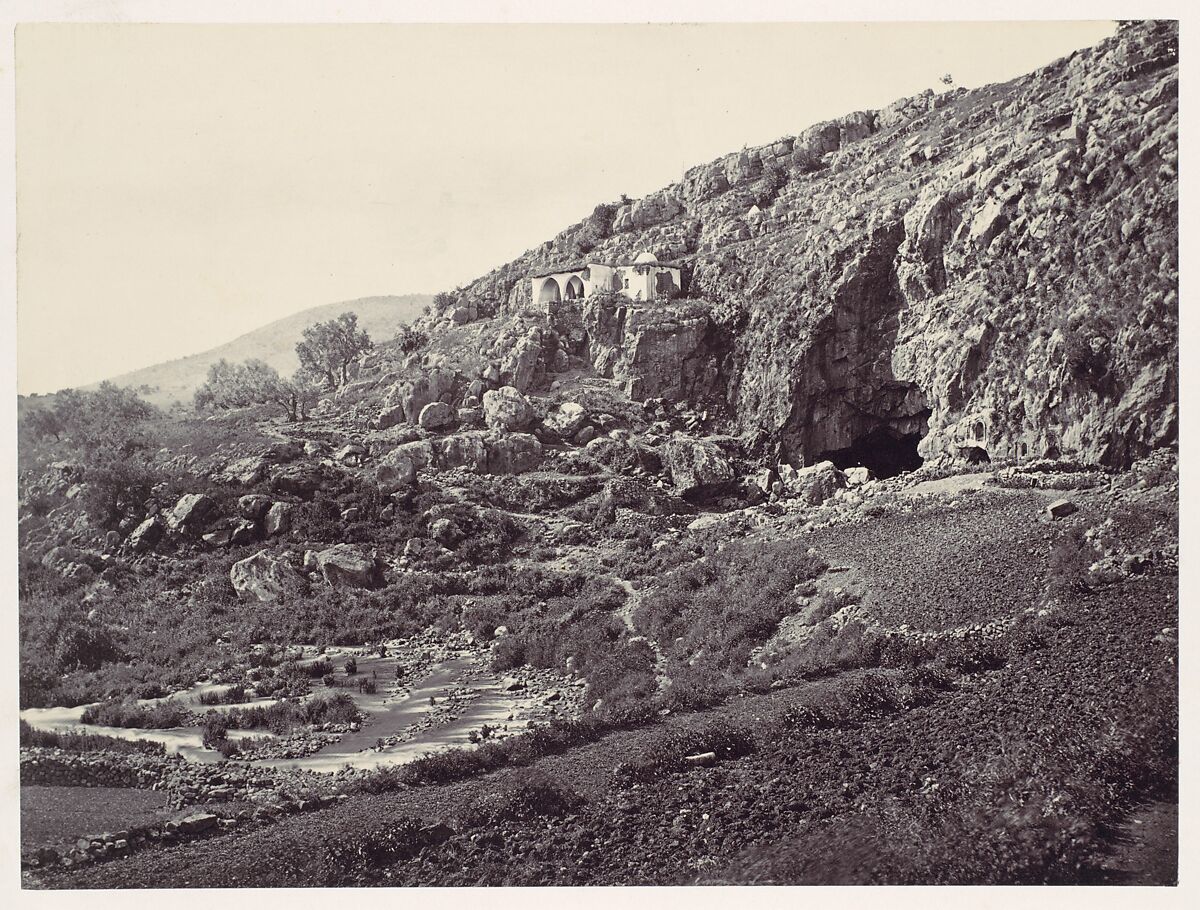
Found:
[23,383,158,455]
[81,456,160,530]
[395,324,429,354]
[272,369,320,422]
[194,359,319,421]
[20,383,161,529]
[22,407,64,442]
[295,312,373,389]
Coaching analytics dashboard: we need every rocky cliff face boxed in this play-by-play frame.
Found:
[437,20,1176,471]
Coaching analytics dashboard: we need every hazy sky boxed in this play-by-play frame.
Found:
[16,20,1115,394]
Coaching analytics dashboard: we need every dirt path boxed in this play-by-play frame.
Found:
[612,576,668,689]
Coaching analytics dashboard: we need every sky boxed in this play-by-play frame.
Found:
[15,20,1116,395]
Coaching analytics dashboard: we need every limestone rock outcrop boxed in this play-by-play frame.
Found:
[165,494,217,535]
[451,21,1176,471]
[230,551,306,603]
[314,544,379,589]
[662,434,737,497]
[483,386,535,432]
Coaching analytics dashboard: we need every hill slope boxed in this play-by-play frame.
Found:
[96,294,431,409]
[437,20,1176,470]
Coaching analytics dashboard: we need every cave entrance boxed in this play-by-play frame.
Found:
[820,426,925,479]
[960,445,991,465]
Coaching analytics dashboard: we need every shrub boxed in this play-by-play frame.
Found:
[322,816,427,886]
[80,698,192,729]
[307,657,334,678]
[636,538,828,675]
[395,324,429,354]
[201,713,229,749]
[197,684,248,706]
[219,692,359,734]
[459,769,586,826]
[19,720,166,755]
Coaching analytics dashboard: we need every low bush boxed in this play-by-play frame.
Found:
[635,538,828,675]
[322,816,428,886]
[217,692,360,734]
[80,699,192,729]
[19,720,167,755]
[459,769,586,826]
[197,684,248,706]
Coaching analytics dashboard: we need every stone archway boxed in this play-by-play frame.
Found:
[537,277,562,306]
[564,275,584,300]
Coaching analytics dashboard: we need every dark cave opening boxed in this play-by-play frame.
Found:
[821,427,925,479]
[960,445,991,465]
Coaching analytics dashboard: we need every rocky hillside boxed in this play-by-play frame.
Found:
[428,20,1176,472]
[17,21,1178,888]
[94,295,431,409]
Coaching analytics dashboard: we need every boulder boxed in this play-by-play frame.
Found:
[178,813,218,835]
[166,494,217,534]
[230,551,306,603]
[433,433,488,471]
[544,402,588,438]
[482,386,535,432]
[969,197,1011,249]
[41,546,82,573]
[270,464,328,499]
[264,502,294,537]
[230,519,259,545]
[499,330,543,392]
[384,440,435,472]
[844,467,874,486]
[375,450,418,494]
[315,544,379,589]
[457,406,484,426]
[215,455,270,485]
[333,443,367,464]
[127,516,164,553]
[377,405,406,431]
[202,526,235,548]
[429,517,462,546]
[484,432,542,474]
[418,401,456,431]
[384,368,457,426]
[1047,499,1078,519]
[749,467,778,496]
[573,425,598,446]
[237,495,273,519]
[450,306,471,325]
[780,461,845,505]
[662,435,736,496]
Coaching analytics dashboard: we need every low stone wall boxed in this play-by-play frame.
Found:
[23,794,348,873]
[20,749,159,790]
[21,746,348,873]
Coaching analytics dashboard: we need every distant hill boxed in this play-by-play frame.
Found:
[93,294,431,409]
